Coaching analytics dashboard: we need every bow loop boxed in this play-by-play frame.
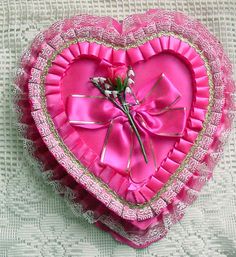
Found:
[66,95,122,129]
[140,73,182,110]
[134,108,186,137]
[100,118,132,172]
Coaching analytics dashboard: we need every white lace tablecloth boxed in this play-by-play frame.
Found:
[0,0,236,256]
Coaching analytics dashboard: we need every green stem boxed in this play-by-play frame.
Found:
[126,111,148,163]
[118,94,148,164]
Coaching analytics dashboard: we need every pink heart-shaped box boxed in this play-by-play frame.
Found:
[16,9,235,248]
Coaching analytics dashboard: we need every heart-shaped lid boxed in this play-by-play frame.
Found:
[15,9,235,248]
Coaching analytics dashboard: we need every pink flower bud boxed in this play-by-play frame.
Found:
[107,65,128,85]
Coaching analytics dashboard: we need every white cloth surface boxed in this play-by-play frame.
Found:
[0,0,236,256]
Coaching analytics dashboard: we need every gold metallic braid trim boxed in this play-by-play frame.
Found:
[39,31,214,209]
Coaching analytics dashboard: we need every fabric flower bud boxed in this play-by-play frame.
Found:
[91,77,100,83]
[104,90,112,97]
[104,83,111,89]
[107,65,128,84]
[99,77,107,84]
[128,78,134,85]
[128,69,135,77]
[112,91,118,98]
[125,87,132,94]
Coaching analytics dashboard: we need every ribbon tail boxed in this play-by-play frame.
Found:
[66,95,121,129]
[129,132,157,184]
[100,118,132,172]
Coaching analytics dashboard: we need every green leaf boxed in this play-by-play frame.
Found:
[123,77,128,89]
[115,77,122,91]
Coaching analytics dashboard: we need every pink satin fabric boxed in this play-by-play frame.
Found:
[44,34,210,202]
[66,73,186,183]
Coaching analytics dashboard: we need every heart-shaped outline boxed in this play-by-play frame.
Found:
[40,32,211,207]
[15,9,235,248]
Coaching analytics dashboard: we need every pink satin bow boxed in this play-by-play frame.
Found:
[66,73,186,183]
